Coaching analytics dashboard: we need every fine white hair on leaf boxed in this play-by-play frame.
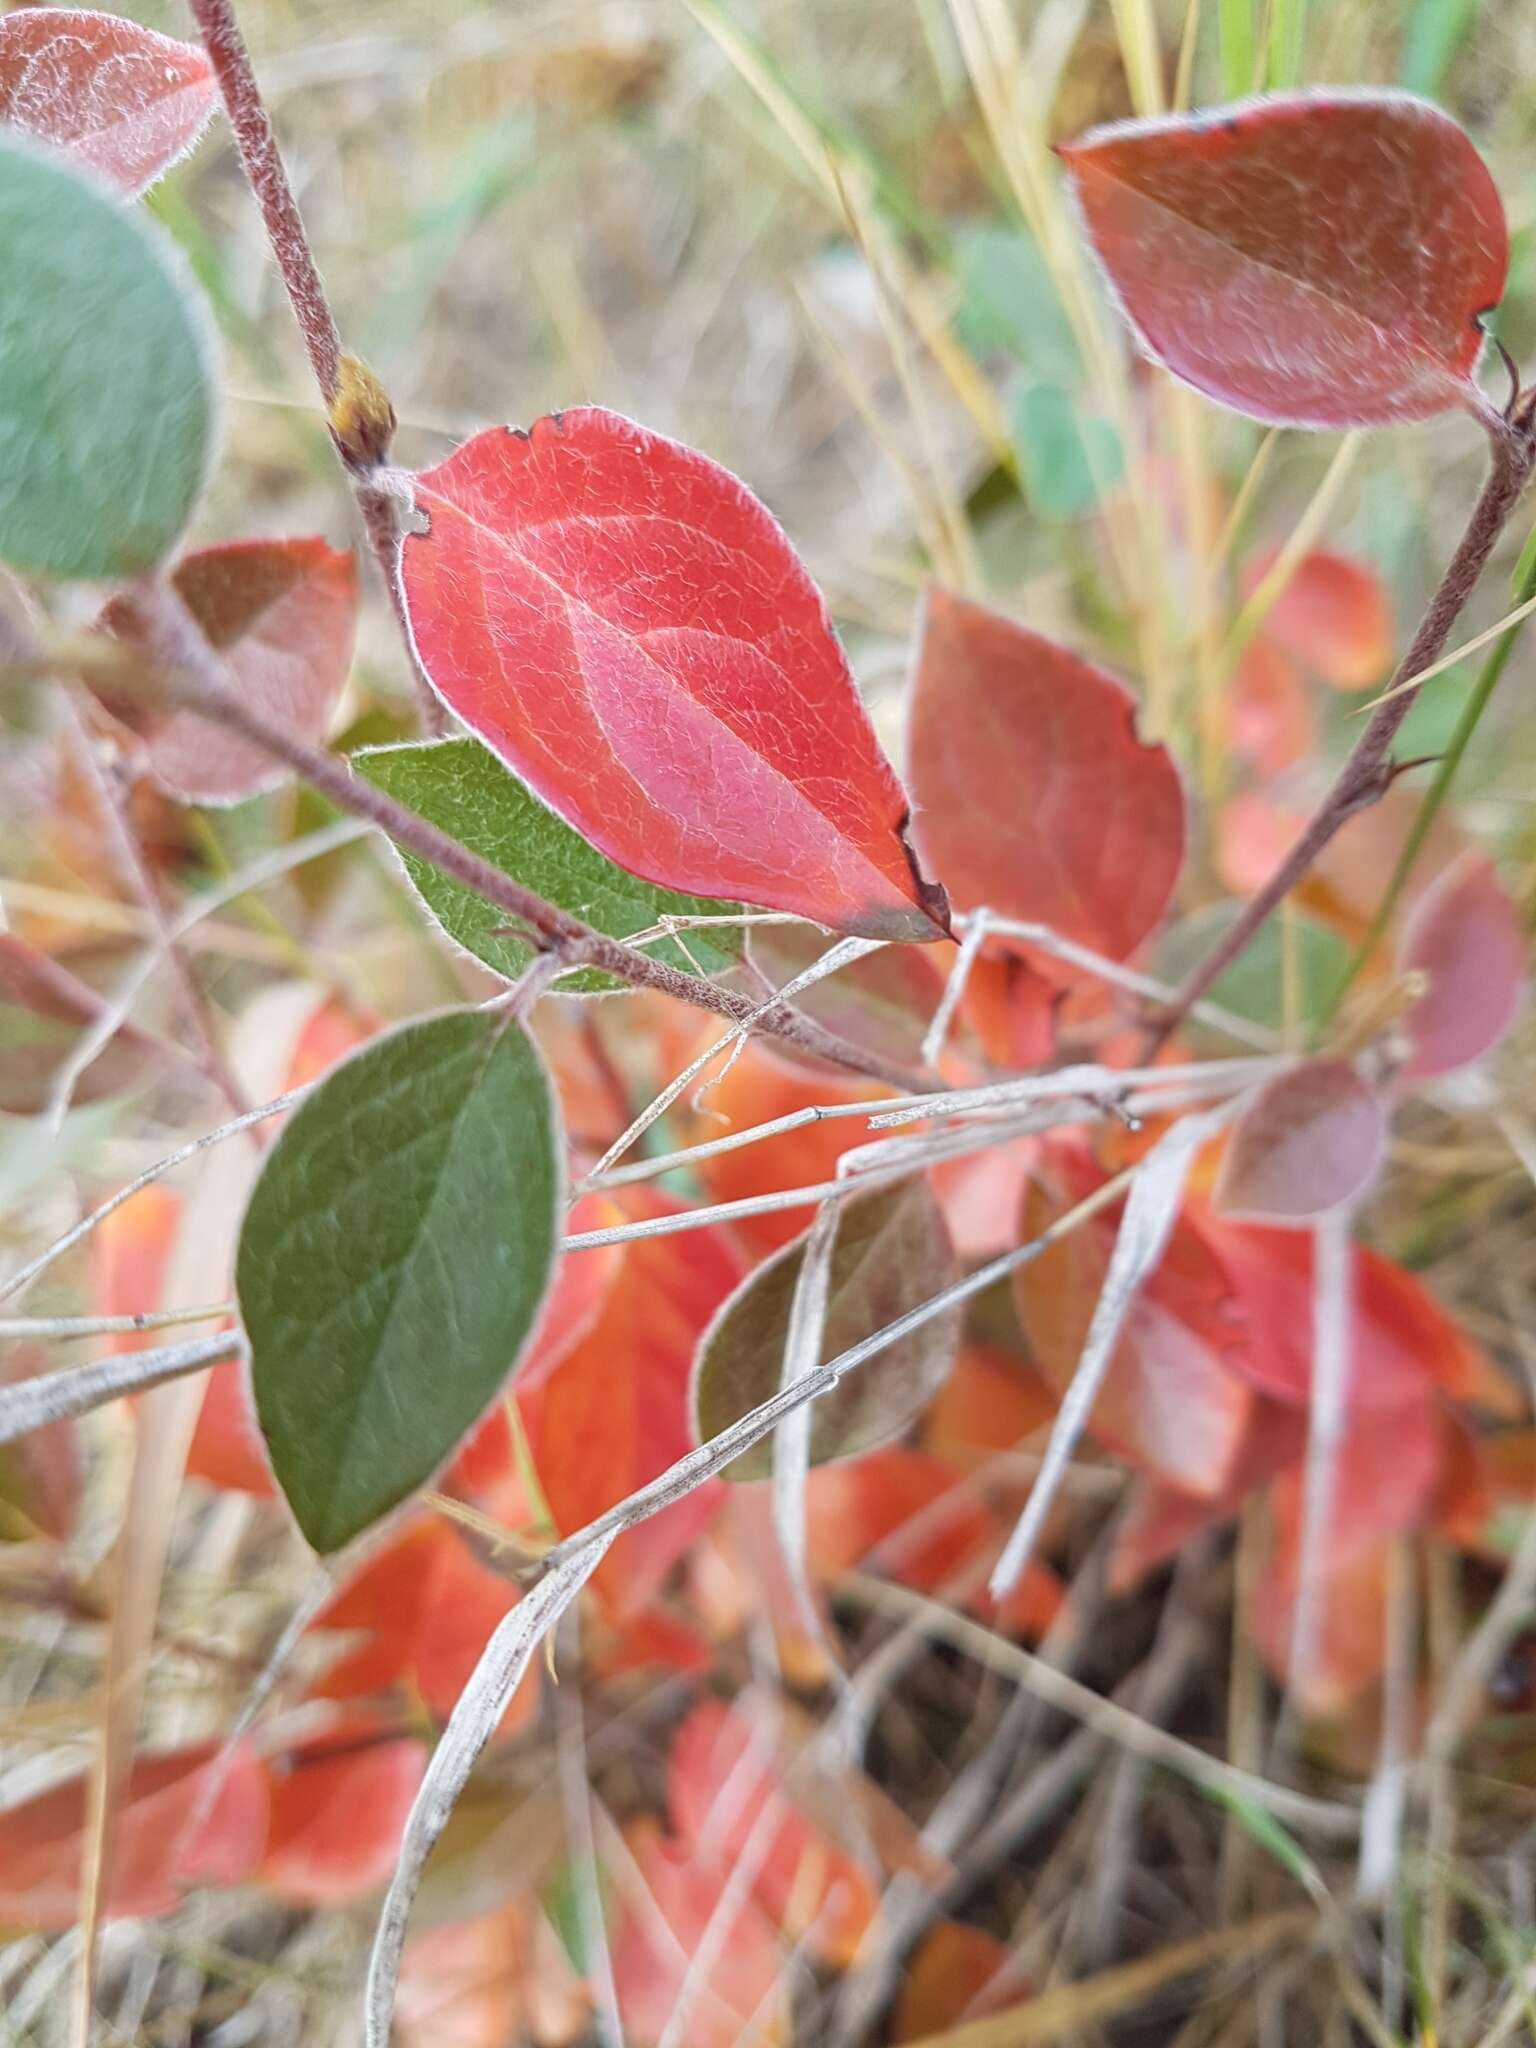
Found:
[364,1535,613,2047]
[988,1104,1235,1603]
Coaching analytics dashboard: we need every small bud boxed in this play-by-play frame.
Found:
[329,353,396,470]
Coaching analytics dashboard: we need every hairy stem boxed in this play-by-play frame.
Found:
[1153,408,1536,1043]
[184,0,341,405]
[123,576,933,1094]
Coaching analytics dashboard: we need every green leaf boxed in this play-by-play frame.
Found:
[1008,381,1124,522]
[691,1178,961,1481]
[354,739,745,992]
[237,1009,563,1553]
[1155,902,1353,1048]
[952,225,1079,380]
[0,134,216,579]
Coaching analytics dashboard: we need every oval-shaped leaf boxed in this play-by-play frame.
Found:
[354,737,743,990]
[691,1177,962,1481]
[1243,548,1392,689]
[1063,91,1508,429]
[0,133,216,578]
[236,1010,563,1553]
[104,538,358,804]
[399,408,949,942]
[907,587,1185,960]
[0,9,216,198]
[1015,1143,1251,1497]
[0,1742,267,1930]
[1216,1059,1387,1221]
[1398,850,1524,1078]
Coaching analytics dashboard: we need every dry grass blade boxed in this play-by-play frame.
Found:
[898,1908,1318,2045]
[989,1107,1232,1600]
[0,1332,243,1442]
[364,1535,615,2046]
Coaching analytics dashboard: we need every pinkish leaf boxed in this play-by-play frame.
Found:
[1216,1060,1386,1221]
[1063,92,1508,429]
[1398,851,1525,1078]
[1244,549,1393,689]
[0,9,217,199]
[399,409,949,941]
[104,538,358,805]
[906,588,1185,962]
[0,932,161,1112]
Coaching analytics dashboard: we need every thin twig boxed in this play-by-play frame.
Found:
[1153,410,1536,1043]
[116,575,935,1095]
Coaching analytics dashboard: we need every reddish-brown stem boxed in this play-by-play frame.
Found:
[1152,405,1536,1045]
[123,577,932,1096]
[67,708,255,1130]
[185,0,340,405]
[186,0,449,732]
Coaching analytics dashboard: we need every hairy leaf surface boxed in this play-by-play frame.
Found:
[355,737,742,989]
[1063,91,1507,428]
[237,1010,562,1553]
[0,134,216,577]
[0,8,216,197]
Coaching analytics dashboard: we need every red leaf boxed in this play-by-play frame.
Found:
[922,1342,1058,1471]
[261,1728,426,1905]
[0,1742,267,1929]
[449,1191,626,1499]
[0,9,217,198]
[667,1699,878,1966]
[308,1518,541,1736]
[1398,852,1525,1078]
[612,1820,788,2048]
[526,1193,746,1614]
[1014,1145,1252,1496]
[685,1038,889,1255]
[907,588,1184,961]
[396,1905,530,2048]
[1244,550,1392,689]
[105,539,357,805]
[1207,1215,1516,1415]
[1109,1396,1307,1592]
[399,409,947,940]
[1226,640,1314,775]
[1216,1060,1387,1221]
[1063,92,1508,429]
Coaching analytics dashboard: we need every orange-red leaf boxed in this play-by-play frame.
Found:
[261,1727,426,1905]
[1063,92,1508,429]
[105,538,357,805]
[1226,639,1315,775]
[667,1699,877,1966]
[399,409,948,941]
[0,9,216,198]
[611,1819,788,2048]
[907,588,1184,961]
[1244,550,1393,689]
[1207,1215,1514,1415]
[895,1922,1019,2040]
[1014,1146,1251,1496]
[526,1195,746,1614]
[0,1742,267,1928]
[1216,1060,1386,1221]
[1398,851,1525,1079]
